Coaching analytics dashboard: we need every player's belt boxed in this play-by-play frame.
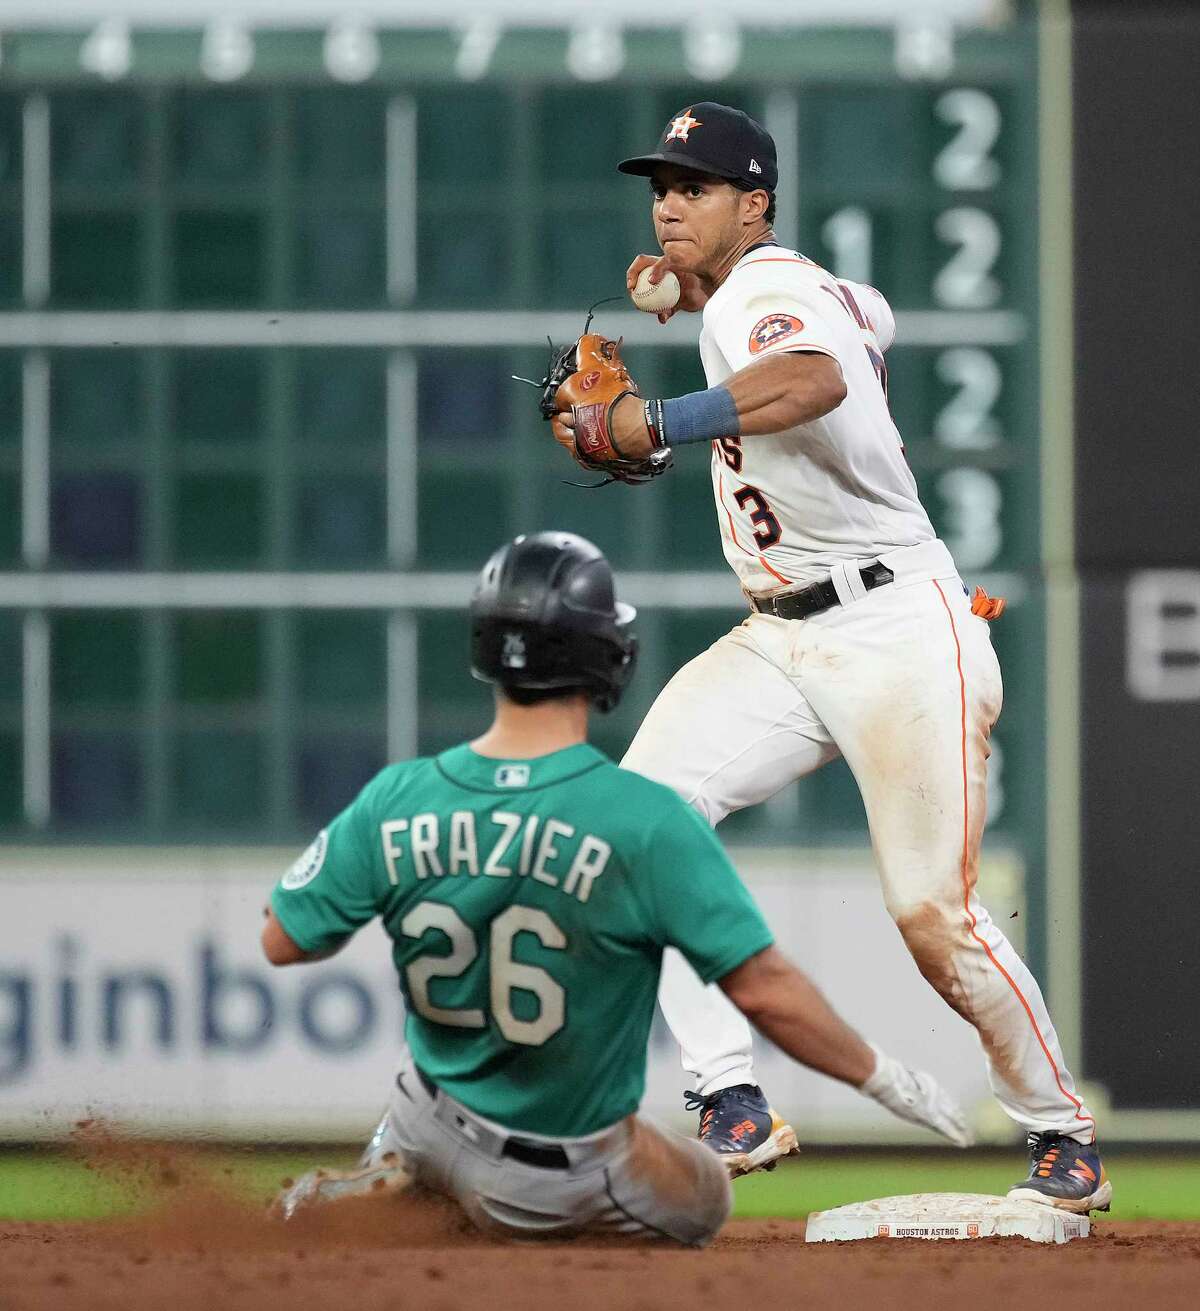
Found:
[750,562,895,621]
[415,1063,571,1170]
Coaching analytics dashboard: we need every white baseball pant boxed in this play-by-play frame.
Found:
[623,539,1096,1143]
[363,1045,732,1245]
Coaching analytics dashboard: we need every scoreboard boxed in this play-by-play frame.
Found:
[0,12,1047,944]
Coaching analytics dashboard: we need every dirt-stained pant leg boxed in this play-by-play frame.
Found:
[586,1118,732,1246]
[365,1048,731,1245]
[622,619,837,1097]
[797,577,1096,1141]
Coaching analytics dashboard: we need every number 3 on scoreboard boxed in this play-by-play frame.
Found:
[733,485,783,549]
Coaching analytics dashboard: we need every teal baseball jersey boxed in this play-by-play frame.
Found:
[271,742,772,1137]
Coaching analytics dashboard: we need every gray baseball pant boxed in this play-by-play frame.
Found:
[362,1045,731,1246]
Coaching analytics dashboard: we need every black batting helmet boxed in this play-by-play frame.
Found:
[469,532,637,713]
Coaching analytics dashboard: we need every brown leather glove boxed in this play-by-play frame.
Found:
[539,333,672,485]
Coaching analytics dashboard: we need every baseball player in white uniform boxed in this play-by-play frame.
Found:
[552,101,1109,1213]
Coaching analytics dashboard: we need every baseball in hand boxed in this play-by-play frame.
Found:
[631,268,680,314]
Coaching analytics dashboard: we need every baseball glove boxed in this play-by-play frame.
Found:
[538,333,673,486]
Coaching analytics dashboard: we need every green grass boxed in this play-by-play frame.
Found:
[2,1149,1198,1223]
[0,1148,353,1222]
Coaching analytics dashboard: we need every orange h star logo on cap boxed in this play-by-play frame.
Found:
[665,109,703,142]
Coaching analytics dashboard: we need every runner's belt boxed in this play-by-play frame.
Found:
[415,1063,570,1170]
[750,562,895,621]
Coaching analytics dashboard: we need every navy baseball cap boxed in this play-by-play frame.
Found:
[618,102,777,194]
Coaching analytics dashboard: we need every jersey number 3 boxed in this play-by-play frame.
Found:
[733,485,783,549]
[401,901,566,1047]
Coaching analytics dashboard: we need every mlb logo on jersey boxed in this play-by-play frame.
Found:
[749,313,805,355]
[494,764,531,788]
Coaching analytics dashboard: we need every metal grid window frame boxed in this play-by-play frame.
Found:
[0,67,1035,844]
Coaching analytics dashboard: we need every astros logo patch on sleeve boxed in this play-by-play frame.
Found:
[749,313,805,354]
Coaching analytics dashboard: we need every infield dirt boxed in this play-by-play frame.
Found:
[2,1187,1199,1311]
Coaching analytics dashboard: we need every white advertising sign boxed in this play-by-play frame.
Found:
[0,846,1021,1143]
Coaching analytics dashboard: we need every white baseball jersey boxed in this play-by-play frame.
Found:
[699,247,935,592]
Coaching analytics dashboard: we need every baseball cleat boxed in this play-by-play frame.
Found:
[272,1153,412,1220]
[1007,1132,1112,1214]
[685,1084,798,1178]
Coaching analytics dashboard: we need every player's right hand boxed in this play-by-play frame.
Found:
[625,253,708,323]
[861,1045,974,1147]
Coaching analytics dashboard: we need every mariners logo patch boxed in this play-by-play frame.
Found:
[749,314,805,354]
[282,829,328,890]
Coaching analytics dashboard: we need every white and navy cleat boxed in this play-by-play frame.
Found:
[685,1084,798,1179]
